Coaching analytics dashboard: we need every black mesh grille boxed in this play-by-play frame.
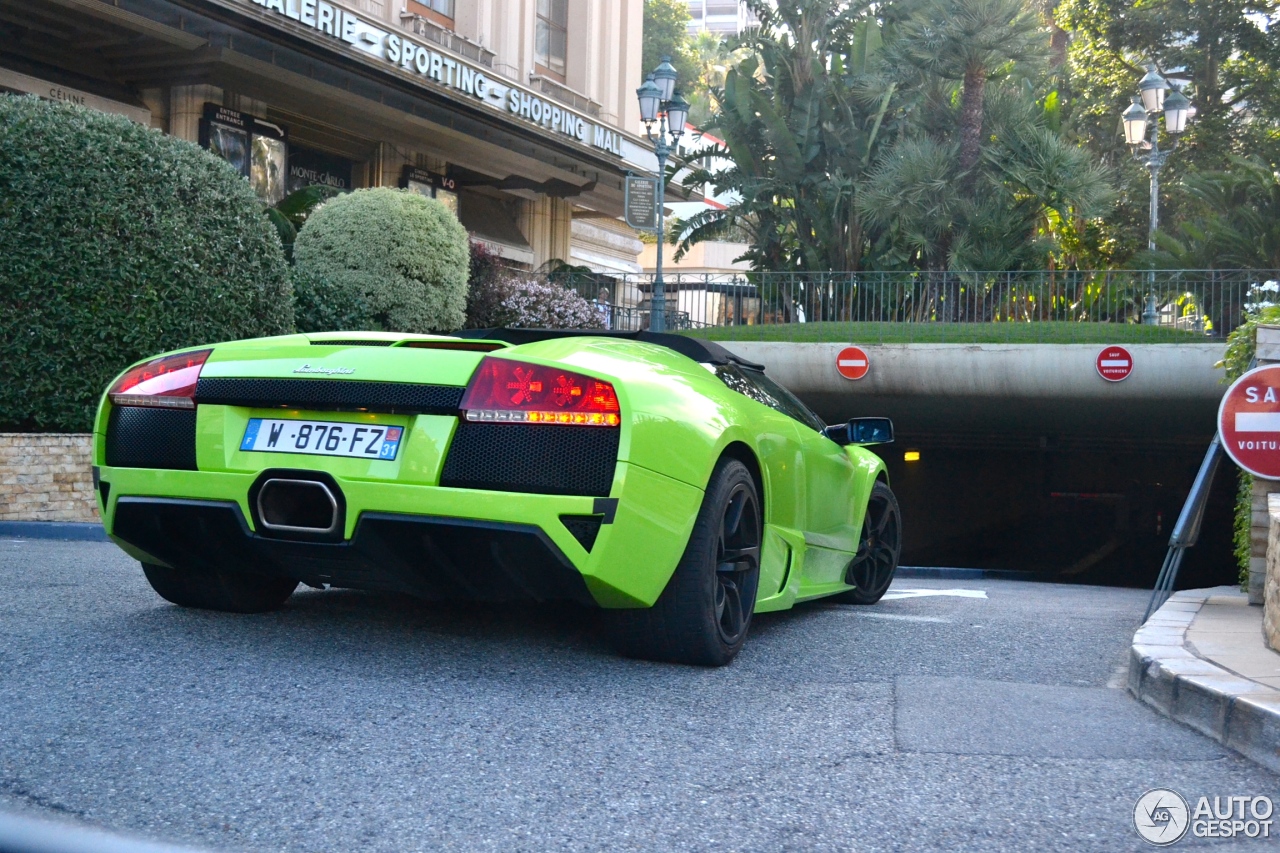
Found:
[560,514,604,551]
[441,423,618,497]
[195,378,463,415]
[105,407,197,470]
[309,340,395,347]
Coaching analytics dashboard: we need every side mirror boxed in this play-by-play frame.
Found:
[823,417,894,446]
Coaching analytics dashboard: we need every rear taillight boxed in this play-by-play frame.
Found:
[108,349,212,410]
[460,358,621,427]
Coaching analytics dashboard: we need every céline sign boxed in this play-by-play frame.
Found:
[242,0,625,157]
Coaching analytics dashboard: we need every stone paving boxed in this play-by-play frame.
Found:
[1187,592,1280,690]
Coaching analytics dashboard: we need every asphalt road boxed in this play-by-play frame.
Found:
[1,539,1276,852]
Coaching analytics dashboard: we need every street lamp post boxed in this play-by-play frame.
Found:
[1122,65,1193,322]
[636,56,689,333]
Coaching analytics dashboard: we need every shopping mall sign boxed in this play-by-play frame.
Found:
[241,0,625,158]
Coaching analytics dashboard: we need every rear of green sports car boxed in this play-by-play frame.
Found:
[94,331,729,613]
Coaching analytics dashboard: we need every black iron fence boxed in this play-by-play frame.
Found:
[558,270,1280,341]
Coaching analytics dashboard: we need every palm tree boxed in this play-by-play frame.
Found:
[885,0,1045,182]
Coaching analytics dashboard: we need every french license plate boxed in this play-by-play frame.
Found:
[240,418,403,460]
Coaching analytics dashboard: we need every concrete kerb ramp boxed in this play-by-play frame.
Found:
[721,342,1229,445]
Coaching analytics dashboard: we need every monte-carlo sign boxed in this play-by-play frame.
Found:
[242,0,626,157]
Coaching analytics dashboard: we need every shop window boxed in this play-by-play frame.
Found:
[401,166,459,217]
[200,103,287,205]
[535,0,568,80]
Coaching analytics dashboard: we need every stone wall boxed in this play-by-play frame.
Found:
[0,434,99,523]
[1250,477,1280,605]
[1267,495,1280,651]
[1250,325,1280,606]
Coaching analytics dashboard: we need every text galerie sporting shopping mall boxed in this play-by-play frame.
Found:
[0,0,655,274]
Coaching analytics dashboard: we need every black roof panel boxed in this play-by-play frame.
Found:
[455,328,765,370]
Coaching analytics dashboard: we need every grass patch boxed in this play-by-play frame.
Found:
[682,321,1211,345]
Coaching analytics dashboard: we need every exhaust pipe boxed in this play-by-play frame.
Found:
[255,478,340,536]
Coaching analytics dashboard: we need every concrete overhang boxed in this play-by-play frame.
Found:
[13,0,649,214]
[723,342,1229,451]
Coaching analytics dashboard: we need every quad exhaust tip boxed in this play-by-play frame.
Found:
[256,478,340,535]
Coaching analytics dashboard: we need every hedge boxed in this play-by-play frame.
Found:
[0,95,293,432]
[292,188,469,333]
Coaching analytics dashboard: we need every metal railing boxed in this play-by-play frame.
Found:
[558,270,1279,341]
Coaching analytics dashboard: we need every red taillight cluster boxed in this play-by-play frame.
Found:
[460,358,621,427]
[108,350,212,410]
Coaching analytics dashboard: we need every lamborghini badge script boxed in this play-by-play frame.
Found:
[293,365,355,375]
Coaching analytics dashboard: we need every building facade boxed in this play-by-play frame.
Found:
[0,0,650,272]
[684,0,755,36]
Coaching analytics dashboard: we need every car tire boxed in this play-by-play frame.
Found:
[832,481,902,605]
[605,457,762,666]
[141,562,298,613]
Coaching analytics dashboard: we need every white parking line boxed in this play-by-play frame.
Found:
[857,613,953,623]
[882,588,988,600]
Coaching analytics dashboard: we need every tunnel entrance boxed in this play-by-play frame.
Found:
[869,440,1236,589]
[723,341,1240,592]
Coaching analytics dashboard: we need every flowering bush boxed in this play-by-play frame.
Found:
[500,279,606,329]
[463,243,604,330]
[463,242,512,328]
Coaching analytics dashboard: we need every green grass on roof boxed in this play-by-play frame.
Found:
[680,321,1213,345]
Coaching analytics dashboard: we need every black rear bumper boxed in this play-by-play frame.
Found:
[112,497,595,606]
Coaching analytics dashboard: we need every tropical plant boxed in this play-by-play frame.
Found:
[677,0,1111,282]
[1145,157,1280,270]
[675,0,899,273]
[0,95,292,432]
[292,188,469,333]
[265,184,343,260]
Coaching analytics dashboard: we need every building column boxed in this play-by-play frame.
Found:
[168,84,221,142]
[521,195,572,268]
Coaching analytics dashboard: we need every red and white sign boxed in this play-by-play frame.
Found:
[836,346,870,381]
[1096,346,1134,382]
[1219,365,1280,479]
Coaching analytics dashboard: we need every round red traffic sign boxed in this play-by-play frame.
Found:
[1219,364,1280,479]
[836,346,870,381]
[1096,346,1134,382]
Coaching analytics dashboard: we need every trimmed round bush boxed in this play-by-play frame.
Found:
[292,188,469,333]
[0,95,293,432]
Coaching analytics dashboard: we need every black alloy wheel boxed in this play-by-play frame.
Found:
[605,457,762,666]
[713,481,761,646]
[834,481,901,605]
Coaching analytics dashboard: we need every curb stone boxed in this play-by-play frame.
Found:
[1129,590,1280,773]
[0,521,108,542]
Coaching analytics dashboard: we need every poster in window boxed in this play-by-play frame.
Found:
[251,120,288,205]
[206,123,249,176]
[400,166,459,218]
[434,188,459,216]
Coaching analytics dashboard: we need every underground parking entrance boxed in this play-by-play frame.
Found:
[722,341,1240,590]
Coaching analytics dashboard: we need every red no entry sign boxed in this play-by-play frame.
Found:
[1096,346,1134,382]
[1219,364,1280,479]
[836,346,870,381]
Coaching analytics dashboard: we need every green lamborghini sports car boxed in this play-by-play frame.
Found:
[93,328,901,666]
